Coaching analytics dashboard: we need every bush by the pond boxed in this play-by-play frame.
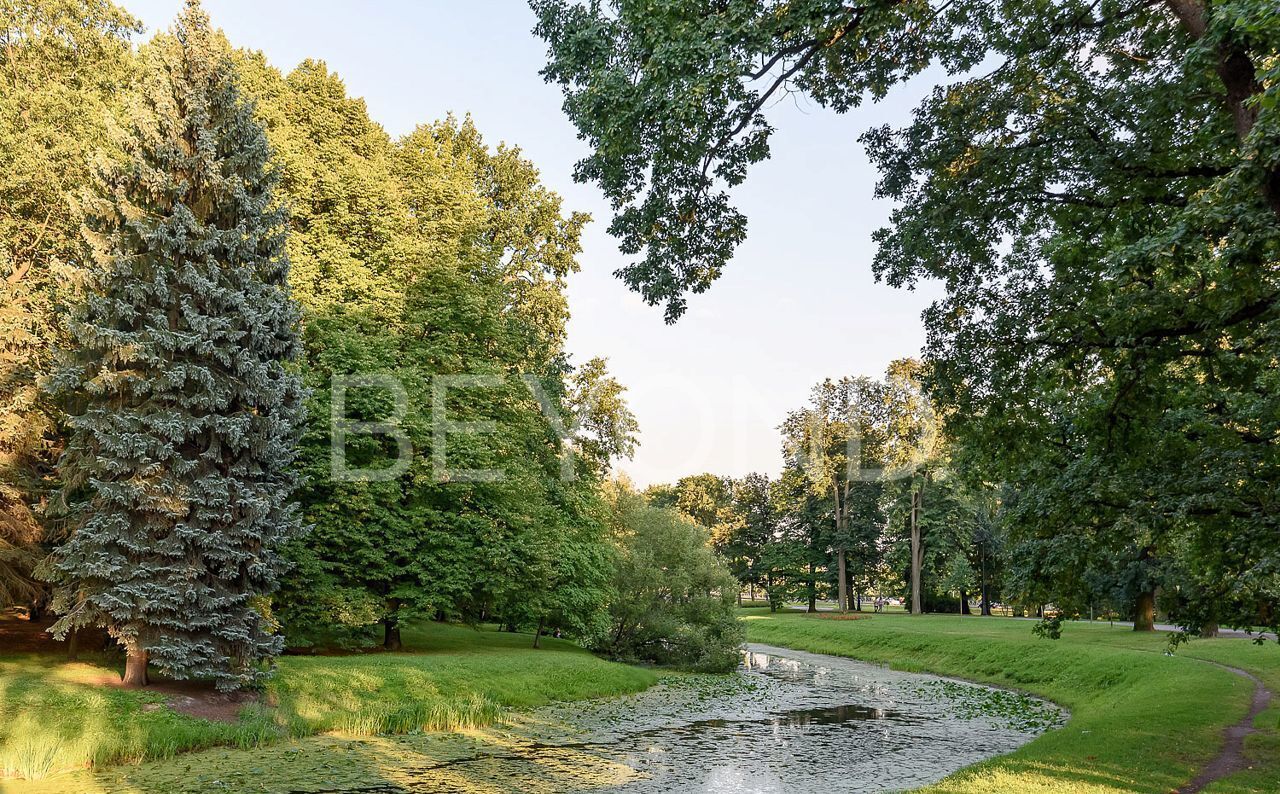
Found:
[590,484,745,672]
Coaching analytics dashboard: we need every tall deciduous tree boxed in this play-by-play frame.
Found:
[45,1,305,689]
[780,360,934,612]
[867,2,1280,633]
[231,54,628,649]
[0,0,138,607]
[535,0,1280,635]
[725,472,775,601]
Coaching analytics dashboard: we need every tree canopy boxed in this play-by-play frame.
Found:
[535,0,1280,635]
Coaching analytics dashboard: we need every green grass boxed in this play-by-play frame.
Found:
[7,613,1278,793]
[0,622,657,783]
[744,610,1280,793]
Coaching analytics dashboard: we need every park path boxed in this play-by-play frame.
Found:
[1177,662,1273,793]
[787,604,1276,641]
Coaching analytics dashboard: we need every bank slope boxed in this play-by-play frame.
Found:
[743,611,1280,794]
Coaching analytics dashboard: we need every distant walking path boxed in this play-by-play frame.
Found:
[785,604,1277,641]
[1177,662,1273,793]
[1007,616,1276,642]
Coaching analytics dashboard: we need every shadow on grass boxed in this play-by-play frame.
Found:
[2,620,656,792]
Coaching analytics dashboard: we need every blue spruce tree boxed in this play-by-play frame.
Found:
[46,0,305,690]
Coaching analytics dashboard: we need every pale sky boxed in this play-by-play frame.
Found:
[125,0,947,487]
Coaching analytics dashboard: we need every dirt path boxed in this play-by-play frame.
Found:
[1178,663,1274,793]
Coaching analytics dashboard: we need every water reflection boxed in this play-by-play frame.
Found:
[378,644,1064,793]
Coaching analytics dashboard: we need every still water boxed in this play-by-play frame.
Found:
[334,643,1065,793]
[66,644,1064,794]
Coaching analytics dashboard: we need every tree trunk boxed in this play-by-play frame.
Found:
[533,616,545,649]
[960,589,971,615]
[1199,622,1219,639]
[807,563,817,613]
[1134,589,1156,632]
[383,618,402,651]
[836,548,848,612]
[855,591,862,612]
[67,630,79,662]
[979,546,991,616]
[909,485,924,615]
[122,648,149,687]
[383,597,403,650]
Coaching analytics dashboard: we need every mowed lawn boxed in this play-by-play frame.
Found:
[743,609,1280,793]
[0,621,658,784]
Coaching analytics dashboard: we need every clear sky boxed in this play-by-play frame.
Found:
[125,0,947,487]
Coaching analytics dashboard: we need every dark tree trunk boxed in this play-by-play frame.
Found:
[855,592,862,612]
[383,618,402,651]
[960,590,972,615]
[807,563,817,613]
[67,630,79,661]
[383,597,403,650]
[836,548,848,612]
[533,616,545,649]
[979,548,991,616]
[1134,590,1156,632]
[122,649,149,687]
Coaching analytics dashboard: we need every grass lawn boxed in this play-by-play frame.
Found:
[0,621,657,785]
[744,610,1280,793]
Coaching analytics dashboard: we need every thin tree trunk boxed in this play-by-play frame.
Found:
[1134,590,1156,632]
[960,589,971,615]
[833,480,848,613]
[910,484,924,615]
[67,629,79,661]
[807,563,817,613]
[837,548,848,612]
[122,648,149,687]
[980,548,991,616]
[533,616,545,649]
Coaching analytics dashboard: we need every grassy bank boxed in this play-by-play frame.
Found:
[744,611,1280,793]
[0,622,657,783]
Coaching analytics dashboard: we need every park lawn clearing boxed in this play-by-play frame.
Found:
[743,610,1280,793]
[0,621,658,785]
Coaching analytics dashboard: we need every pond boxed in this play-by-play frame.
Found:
[436,643,1067,794]
[76,644,1066,794]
